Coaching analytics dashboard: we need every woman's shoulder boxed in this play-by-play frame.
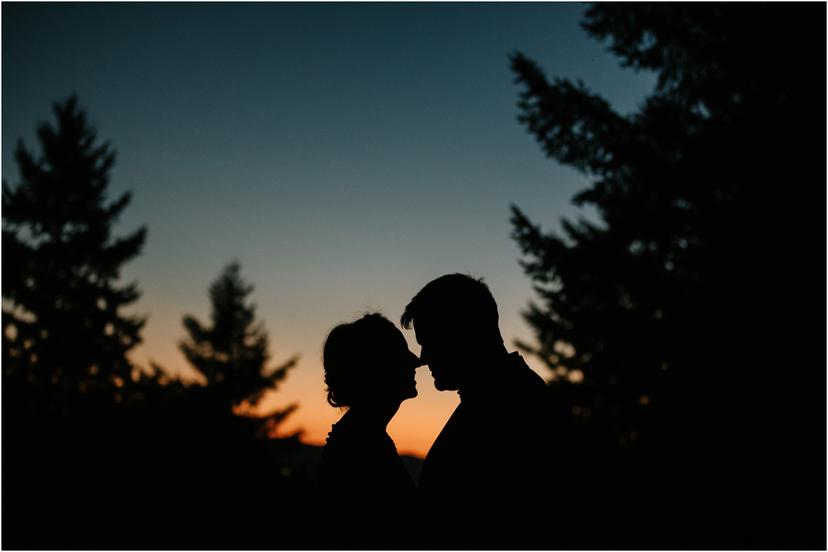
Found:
[321,422,350,460]
[319,421,414,496]
[323,418,392,459]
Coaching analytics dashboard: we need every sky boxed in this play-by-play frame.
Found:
[3,2,655,457]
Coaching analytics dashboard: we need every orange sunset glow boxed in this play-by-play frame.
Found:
[128,290,551,458]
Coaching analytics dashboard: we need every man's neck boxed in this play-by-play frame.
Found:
[457,346,513,400]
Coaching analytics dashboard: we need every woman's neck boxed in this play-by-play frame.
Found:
[345,402,401,431]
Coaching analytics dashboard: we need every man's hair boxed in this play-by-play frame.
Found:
[401,273,500,336]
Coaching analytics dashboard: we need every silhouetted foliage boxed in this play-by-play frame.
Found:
[510,4,825,548]
[3,95,146,404]
[2,100,311,549]
[180,261,299,435]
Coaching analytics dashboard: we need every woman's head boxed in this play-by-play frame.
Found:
[323,313,421,408]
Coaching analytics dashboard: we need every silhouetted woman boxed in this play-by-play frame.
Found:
[319,313,421,500]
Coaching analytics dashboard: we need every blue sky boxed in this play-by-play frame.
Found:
[3,2,655,455]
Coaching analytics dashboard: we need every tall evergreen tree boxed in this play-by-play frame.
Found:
[180,262,298,428]
[509,4,824,547]
[3,96,147,400]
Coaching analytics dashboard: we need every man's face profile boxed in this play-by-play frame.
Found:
[414,319,462,391]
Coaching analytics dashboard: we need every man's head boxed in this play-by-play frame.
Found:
[401,273,502,391]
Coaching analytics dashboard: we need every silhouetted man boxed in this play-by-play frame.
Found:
[401,274,555,544]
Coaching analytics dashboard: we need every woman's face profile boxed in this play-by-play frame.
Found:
[370,327,421,404]
[325,315,422,409]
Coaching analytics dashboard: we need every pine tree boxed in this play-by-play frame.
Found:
[3,96,147,400]
[509,4,824,547]
[180,262,298,429]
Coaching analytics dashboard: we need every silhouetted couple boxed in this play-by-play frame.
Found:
[319,274,555,547]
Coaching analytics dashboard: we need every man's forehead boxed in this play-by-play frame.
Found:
[412,321,427,342]
[412,318,448,340]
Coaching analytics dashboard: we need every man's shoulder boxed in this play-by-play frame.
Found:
[423,403,467,456]
[507,353,549,392]
[507,351,537,374]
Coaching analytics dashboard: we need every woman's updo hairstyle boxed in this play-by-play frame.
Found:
[323,313,399,408]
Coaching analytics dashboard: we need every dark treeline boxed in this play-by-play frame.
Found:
[2,98,311,548]
[2,3,826,550]
[510,4,825,549]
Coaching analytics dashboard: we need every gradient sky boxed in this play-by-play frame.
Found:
[3,2,654,457]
